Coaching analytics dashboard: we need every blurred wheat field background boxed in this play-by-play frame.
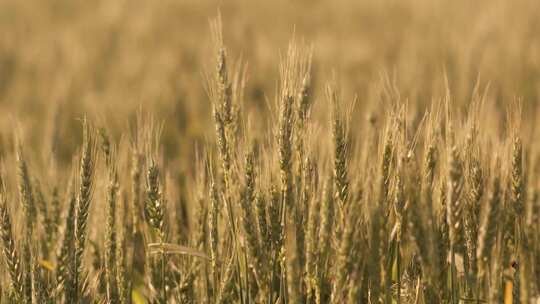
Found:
[0,0,540,303]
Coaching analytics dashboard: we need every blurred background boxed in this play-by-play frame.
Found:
[1,0,539,169]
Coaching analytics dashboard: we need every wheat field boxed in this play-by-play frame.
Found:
[0,0,540,303]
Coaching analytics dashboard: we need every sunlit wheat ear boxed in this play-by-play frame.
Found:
[329,86,349,209]
[32,180,54,259]
[116,230,129,304]
[130,147,143,236]
[105,152,119,304]
[422,144,437,194]
[99,127,112,167]
[277,39,312,213]
[0,185,25,302]
[254,191,269,255]
[518,220,533,302]
[318,175,334,267]
[412,138,437,291]
[55,177,76,300]
[379,136,393,208]
[476,173,501,279]
[239,148,260,268]
[73,118,97,302]
[508,137,525,303]
[207,15,234,192]
[511,137,524,217]
[393,174,405,242]
[332,202,357,303]
[304,176,321,300]
[16,140,36,234]
[295,58,313,127]
[145,160,165,242]
[464,157,483,280]
[293,43,313,187]
[208,179,220,285]
[210,14,233,127]
[212,107,231,184]
[192,156,209,252]
[277,93,294,210]
[446,145,463,249]
[21,240,32,303]
[268,184,282,250]
[49,185,61,247]
[407,186,429,273]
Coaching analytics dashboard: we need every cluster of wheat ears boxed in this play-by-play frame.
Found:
[0,17,539,304]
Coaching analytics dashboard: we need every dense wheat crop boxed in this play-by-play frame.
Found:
[1,0,540,303]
